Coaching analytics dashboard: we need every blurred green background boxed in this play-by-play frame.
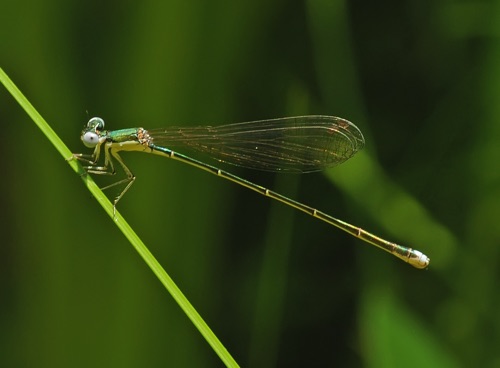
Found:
[1,0,498,367]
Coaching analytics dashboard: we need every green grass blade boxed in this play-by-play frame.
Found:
[0,67,239,368]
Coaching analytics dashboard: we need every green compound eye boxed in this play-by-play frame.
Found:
[88,117,105,130]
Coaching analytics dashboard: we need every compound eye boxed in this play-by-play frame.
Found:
[82,131,100,148]
[87,117,105,130]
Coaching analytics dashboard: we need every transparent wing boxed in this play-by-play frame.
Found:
[148,115,365,173]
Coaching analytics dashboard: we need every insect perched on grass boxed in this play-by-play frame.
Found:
[73,115,430,269]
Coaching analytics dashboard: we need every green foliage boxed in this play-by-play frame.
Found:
[0,68,239,367]
[1,0,498,367]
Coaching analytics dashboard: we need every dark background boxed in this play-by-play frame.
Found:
[1,1,497,367]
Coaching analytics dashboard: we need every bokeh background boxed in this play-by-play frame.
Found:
[1,0,498,367]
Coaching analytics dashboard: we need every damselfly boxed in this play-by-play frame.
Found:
[73,116,430,269]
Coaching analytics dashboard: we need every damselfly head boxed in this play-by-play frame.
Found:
[81,117,105,148]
